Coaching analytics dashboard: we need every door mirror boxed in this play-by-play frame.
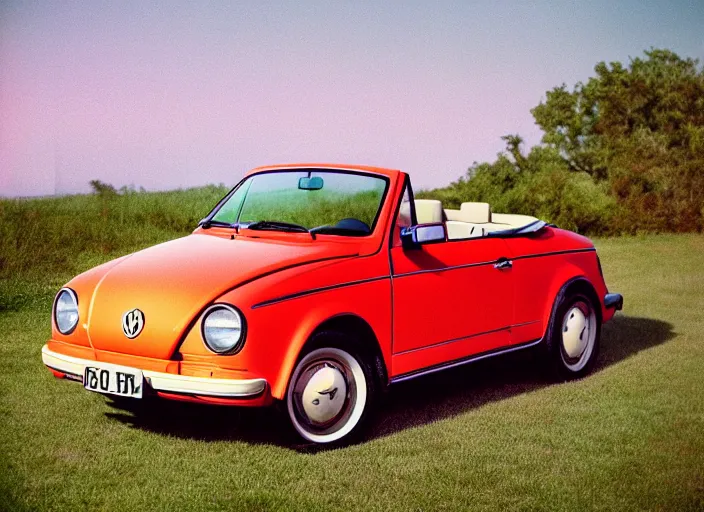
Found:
[401,223,447,249]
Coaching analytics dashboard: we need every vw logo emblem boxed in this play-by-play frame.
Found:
[122,309,145,339]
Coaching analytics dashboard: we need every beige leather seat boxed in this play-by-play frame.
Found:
[445,203,493,224]
[443,203,538,236]
[414,200,491,240]
[446,221,483,239]
[441,203,489,239]
[414,199,444,224]
[444,209,464,221]
[414,200,481,240]
[459,202,491,223]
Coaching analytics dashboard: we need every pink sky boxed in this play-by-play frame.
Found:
[1,1,703,197]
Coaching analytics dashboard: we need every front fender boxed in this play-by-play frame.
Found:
[270,303,375,399]
[176,277,392,400]
[259,279,392,399]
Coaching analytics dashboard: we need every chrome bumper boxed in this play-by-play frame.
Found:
[604,293,624,311]
[41,345,267,398]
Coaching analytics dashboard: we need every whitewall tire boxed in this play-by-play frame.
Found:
[286,345,371,444]
[560,300,597,372]
[547,289,601,379]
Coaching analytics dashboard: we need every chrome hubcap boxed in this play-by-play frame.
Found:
[287,347,367,443]
[562,305,590,359]
[292,356,355,432]
[560,300,596,372]
[300,363,348,425]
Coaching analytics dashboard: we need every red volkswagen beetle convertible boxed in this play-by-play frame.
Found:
[43,164,623,444]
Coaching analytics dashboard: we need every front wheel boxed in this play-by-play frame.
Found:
[286,342,373,444]
[547,291,601,379]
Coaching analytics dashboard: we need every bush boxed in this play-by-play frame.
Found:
[417,145,616,235]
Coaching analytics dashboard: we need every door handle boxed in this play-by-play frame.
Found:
[494,258,512,270]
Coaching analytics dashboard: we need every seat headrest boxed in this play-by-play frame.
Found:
[460,202,491,223]
[414,199,443,224]
[444,209,463,221]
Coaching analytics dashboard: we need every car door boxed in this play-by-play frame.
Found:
[388,182,515,377]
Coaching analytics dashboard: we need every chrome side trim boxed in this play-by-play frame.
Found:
[252,247,596,308]
[511,248,596,261]
[395,327,506,356]
[251,275,390,309]
[218,253,359,298]
[392,248,596,279]
[393,259,495,278]
[390,338,543,384]
[41,345,267,398]
[394,321,540,356]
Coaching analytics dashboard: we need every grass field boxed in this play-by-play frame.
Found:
[1,190,703,511]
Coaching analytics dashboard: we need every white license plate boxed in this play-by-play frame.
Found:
[84,365,144,399]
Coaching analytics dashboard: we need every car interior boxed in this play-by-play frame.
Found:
[413,199,539,240]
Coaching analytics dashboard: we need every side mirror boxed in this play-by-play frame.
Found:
[401,223,447,249]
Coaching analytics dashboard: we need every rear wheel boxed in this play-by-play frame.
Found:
[547,291,601,379]
[286,336,375,445]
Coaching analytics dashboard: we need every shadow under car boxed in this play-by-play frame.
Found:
[103,315,674,449]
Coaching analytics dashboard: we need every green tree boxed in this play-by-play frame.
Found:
[532,48,704,231]
[421,48,704,235]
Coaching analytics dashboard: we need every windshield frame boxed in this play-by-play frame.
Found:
[203,168,391,237]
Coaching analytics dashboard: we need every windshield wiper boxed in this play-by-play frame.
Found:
[309,225,369,237]
[246,220,310,234]
[199,218,237,229]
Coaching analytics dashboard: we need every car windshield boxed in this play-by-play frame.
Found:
[209,170,389,236]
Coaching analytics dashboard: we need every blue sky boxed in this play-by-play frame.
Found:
[1,1,703,196]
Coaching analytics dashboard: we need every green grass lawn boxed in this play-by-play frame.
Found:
[1,189,703,511]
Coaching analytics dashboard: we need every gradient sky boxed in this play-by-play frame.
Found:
[1,1,703,197]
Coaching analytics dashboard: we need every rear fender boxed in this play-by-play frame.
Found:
[541,264,591,337]
[542,273,602,343]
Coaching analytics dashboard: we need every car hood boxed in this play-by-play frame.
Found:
[84,233,357,359]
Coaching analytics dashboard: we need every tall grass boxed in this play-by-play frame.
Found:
[0,184,384,311]
[0,185,229,279]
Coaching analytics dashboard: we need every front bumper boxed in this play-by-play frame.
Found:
[604,293,624,311]
[41,344,267,399]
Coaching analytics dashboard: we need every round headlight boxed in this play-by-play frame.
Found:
[201,305,245,354]
[54,288,79,334]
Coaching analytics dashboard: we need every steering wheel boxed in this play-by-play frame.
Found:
[335,218,371,233]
